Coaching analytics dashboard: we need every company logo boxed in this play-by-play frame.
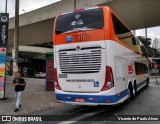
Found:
[71,21,77,26]
[1,16,8,23]
[71,20,83,26]
[75,14,81,19]
[66,36,72,43]
[76,45,81,50]
[73,33,90,42]
[128,64,134,74]
[1,116,42,122]
[2,116,11,121]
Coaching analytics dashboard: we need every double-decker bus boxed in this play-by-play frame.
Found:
[53,6,149,105]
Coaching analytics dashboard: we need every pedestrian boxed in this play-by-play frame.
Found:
[13,72,26,112]
[23,66,28,77]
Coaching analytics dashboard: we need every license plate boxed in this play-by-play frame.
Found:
[75,98,85,102]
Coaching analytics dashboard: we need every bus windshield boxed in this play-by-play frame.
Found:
[55,8,104,35]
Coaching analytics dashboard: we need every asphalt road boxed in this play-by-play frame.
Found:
[8,84,160,124]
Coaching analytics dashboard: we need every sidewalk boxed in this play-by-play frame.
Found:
[0,76,62,115]
[150,75,160,78]
[150,76,160,85]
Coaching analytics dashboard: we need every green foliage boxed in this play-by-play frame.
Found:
[137,36,160,57]
[137,36,151,47]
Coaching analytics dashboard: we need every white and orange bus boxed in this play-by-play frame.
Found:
[53,6,149,105]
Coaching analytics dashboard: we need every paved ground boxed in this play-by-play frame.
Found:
[24,79,160,124]
[0,76,62,115]
[1,76,160,124]
[150,76,160,85]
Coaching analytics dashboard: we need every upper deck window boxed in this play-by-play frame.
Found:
[112,13,130,35]
[55,8,104,35]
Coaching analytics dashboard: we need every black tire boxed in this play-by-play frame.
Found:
[127,83,134,102]
[146,78,149,87]
[133,82,137,97]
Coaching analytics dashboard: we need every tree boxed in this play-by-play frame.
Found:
[137,36,152,48]
[137,36,160,57]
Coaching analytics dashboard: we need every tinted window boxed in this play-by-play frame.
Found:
[132,37,137,45]
[56,9,104,34]
[132,37,141,45]
[112,14,130,35]
[144,64,148,74]
[135,62,148,75]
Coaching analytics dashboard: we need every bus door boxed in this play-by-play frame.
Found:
[115,57,127,94]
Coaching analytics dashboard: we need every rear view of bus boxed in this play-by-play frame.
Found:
[54,6,145,105]
[54,6,116,105]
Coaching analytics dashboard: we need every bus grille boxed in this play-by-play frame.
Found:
[59,49,102,74]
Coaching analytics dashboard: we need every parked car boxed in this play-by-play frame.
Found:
[35,72,46,78]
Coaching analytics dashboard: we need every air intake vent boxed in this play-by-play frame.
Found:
[59,48,102,74]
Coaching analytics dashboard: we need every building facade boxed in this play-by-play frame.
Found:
[152,38,160,52]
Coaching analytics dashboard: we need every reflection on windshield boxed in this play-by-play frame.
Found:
[55,8,104,35]
[61,27,96,34]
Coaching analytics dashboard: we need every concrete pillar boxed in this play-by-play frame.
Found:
[13,0,19,76]
[5,0,8,13]
[145,28,147,38]
[74,0,76,9]
[133,30,136,36]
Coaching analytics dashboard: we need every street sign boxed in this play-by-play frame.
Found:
[0,13,9,99]
[0,13,9,47]
[154,64,158,69]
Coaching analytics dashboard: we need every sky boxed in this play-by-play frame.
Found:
[0,0,160,43]
[136,27,160,41]
[0,0,60,17]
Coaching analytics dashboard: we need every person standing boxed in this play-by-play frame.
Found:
[23,66,28,77]
[13,72,26,112]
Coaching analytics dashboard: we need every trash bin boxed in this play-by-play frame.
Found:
[45,52,54,91]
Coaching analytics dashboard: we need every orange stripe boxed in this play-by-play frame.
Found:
[54,30,105,45]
